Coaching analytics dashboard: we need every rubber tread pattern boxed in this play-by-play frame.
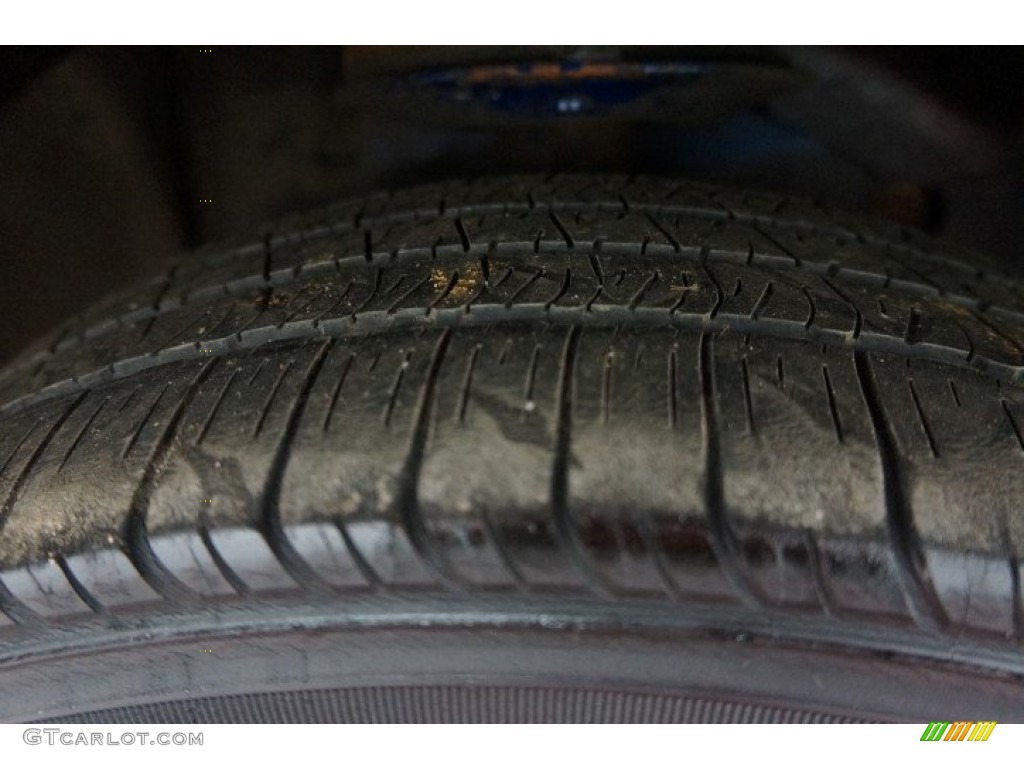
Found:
[0,176,1023,660]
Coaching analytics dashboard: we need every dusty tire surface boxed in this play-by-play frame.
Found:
[1,175,1024,722]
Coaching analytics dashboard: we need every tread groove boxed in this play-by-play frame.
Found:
[853,351,949,632]
[313,281,354,324]
[801,287,816,329]
[257,340,335,593]
[279,286,323,326]
[393,329,467,589]
[948,380,962,408]
[667,276,692,315]
[246,359,269,387]
[1001,399,1024,454]
[116,384,142,414]
[628,271,659,310]
[587,241,605,283]
[634,513,683,601]
[698,332,763,608]
[122,384,170,459]
[195,369,238,446]
[550,326,618,597]
[645,213,681,251]
[155,315,205,352]
[453,218,471,252]
[427,271,460,314]
[601,348,614,425]
[544,268,572,311]
[480,508,531,593]
[702,257,725,319]
[54,554,107,615]
[456,344,481,425]
[478,244,493,286]
[740,357,755,436]
[523,344,541,417]
[822,277,862,339]
[124,360,218,604]
[198,521,250,596]
[749,281,774,320]
[548,210,575,249]
[322,354,356,433]
[387,275,432,314]
[0,575,39,625]
[57,396,110,472]
[383,351,412,428]
[753,224,801,267]
[350,269,383,321]
[907,379,940,458]
[333,520,385,590]
[252,361,293,438]
[821,365,844,444]
[504,269,543,309]
[0,420,39,478]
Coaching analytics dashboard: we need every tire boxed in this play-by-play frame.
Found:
[1,175,1023,723]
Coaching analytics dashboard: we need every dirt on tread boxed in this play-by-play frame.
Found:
[0,174,1023,661]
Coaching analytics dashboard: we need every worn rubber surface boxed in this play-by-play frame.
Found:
[1,175,1024,722]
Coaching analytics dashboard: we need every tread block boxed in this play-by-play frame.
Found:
[0,175,1022,650]
[61,549,163,609]
[204,528,299,593]
[342,520,436,587]
[283,523,372,589]
[0,561,92,617]
[148,532,238,596]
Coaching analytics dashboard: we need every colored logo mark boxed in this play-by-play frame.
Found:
[920,722,996,741]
